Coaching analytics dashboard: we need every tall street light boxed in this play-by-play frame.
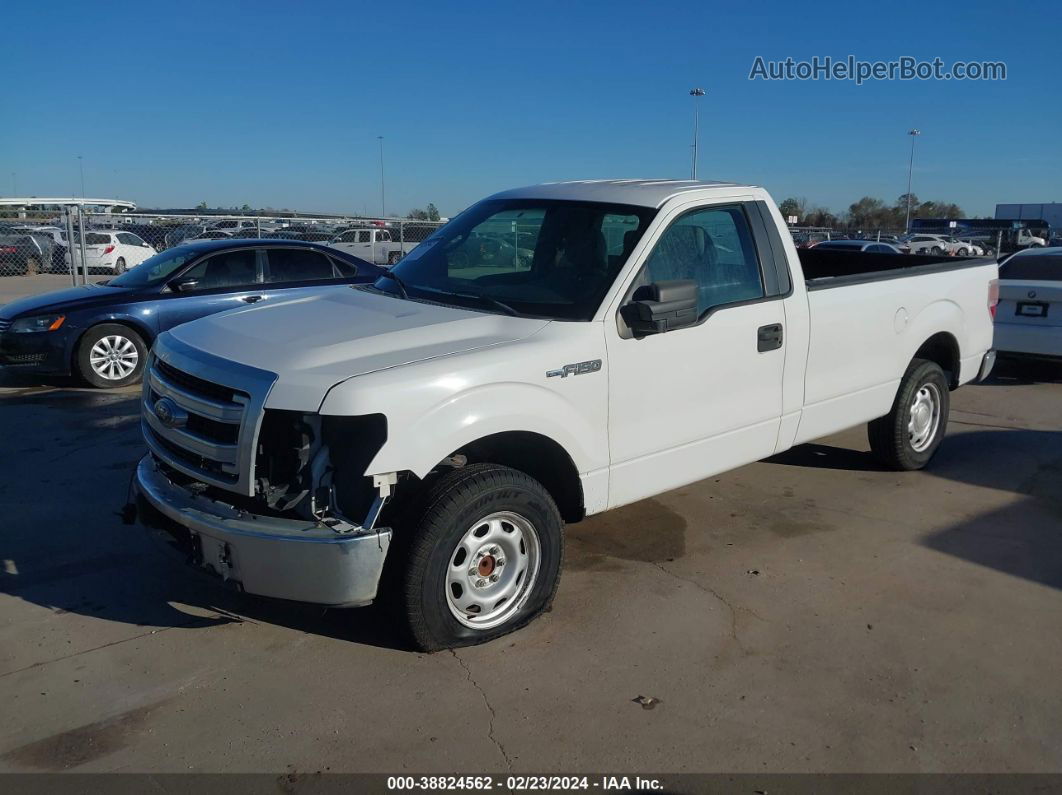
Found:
[377,136,386,217]
[905,129,921,233]
[689,88,706,180]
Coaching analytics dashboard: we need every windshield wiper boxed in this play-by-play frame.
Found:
[376,269,408,299]
[453,292,519,316]
[418,287,518,316]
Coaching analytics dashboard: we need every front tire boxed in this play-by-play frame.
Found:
[957,247,968,256]
[77,323,147,388]
[868,358,950,470]
[395,463,564,651]
[930,246,943,255]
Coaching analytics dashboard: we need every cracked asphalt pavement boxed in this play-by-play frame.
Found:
[1,358,1061,773]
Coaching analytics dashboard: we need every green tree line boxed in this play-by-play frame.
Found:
[778,194,967,231]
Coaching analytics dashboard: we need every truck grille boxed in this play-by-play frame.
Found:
[141,337,276,496]
[0,319,12,334]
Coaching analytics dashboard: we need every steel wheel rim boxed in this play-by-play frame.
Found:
[89,335,138,380]
[908,382,941,452]
[445,510,541,630]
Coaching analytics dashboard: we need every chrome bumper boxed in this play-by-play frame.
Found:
[977,350,997,382]
[135,456,391,607]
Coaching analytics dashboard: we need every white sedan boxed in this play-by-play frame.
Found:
[66,231,156,274]
[994,248,1062,359]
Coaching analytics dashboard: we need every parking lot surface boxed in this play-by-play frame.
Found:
[1,360,1060,773]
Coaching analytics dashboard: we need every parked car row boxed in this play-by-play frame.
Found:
[0,239,382,384]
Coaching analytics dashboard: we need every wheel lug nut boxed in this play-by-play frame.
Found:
[489,573,500,583]
[468,568,478,576]
[496,558,505,567]
[475,578,487,588]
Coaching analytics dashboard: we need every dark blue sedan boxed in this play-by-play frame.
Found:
[0,239,383,388]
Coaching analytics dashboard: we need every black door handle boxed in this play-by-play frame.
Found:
[757,323,783,352]
[241,295,264,304]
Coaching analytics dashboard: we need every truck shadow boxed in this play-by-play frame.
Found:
[975,356,1062,386]
[764,443,887,472]
[763,424,1062,591]
[919,427,1062,590]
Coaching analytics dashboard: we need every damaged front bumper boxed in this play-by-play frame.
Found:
[135,455,391,607]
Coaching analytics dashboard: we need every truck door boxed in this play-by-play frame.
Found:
[604,200,787,508]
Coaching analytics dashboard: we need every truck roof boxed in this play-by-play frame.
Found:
[487,179,755,209]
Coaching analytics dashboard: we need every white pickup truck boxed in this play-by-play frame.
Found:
[327,226,417,266]
[134,180,998,650]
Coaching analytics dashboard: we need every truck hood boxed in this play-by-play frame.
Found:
[166,285,550,410]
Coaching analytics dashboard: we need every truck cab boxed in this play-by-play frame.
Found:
[328,227,407,265]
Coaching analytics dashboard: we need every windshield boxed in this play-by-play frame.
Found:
[374,199,656,320]
[109,247,197,288]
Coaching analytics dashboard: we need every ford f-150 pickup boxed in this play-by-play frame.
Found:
[133,179,999,650]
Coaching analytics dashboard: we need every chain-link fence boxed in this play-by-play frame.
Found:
[0,208,445,284]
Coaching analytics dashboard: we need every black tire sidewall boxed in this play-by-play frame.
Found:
[77,323,148,389]
[115,258,126,274]
[405,468,563,650]
[893,361,950,468]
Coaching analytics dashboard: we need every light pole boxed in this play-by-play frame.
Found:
[689,88,705,180]
[904,129,920,233]
[77,155,85,198]
[377,136,386,217]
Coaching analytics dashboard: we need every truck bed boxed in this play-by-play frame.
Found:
[791,249,997,447]
[798,249,987,290]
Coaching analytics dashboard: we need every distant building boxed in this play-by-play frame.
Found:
[995,202,1062,230]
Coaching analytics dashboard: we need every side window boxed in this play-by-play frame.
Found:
[358,231,371,243]
[331,256,358,277]
[340,230,359,242]
[639,205,764,315]
[179,249,260,290]
[116,233,136,245]
[266,248,336,282]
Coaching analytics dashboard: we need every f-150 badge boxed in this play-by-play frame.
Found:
[546,359,602,378]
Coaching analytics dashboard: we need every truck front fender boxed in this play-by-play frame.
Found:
[362,380,606,480]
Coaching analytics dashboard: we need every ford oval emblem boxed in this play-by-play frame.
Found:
[154,397,187,429]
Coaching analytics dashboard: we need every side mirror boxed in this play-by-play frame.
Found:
[169,277,200,292]
[620,280,698,335]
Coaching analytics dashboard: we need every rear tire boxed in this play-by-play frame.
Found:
[957,247,968,256]
[25,255,41,276]
[114,257,126,274]
[77,323,147,389]
[868,358,950,470]
[930,246,943,255]
[393,463,564,651]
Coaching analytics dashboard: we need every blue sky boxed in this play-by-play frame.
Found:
[2,0,1059,217]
